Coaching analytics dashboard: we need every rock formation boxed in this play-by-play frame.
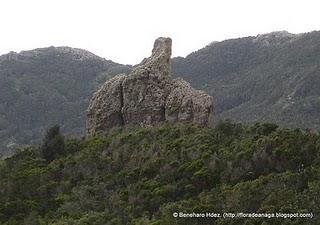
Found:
[86,37,213,135]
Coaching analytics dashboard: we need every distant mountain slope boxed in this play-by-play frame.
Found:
[172,31,320,130]
[2,30,320,157]
[0,47,131,156]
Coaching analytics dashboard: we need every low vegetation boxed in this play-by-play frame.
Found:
[0,122,319,224]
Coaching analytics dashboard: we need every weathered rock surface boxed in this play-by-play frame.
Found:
[165,78,213,126]
[86,74,126,133]
[86,37,213,135]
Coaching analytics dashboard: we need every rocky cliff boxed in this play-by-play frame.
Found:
[86,37,213,135]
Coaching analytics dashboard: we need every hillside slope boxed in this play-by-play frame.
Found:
[0,123,319,224]
[0,47,131,156]
[2,30,320,157]
[172,31,320,129]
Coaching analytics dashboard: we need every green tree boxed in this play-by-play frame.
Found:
[40,125,65,162]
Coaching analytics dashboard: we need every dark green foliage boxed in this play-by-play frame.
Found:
[0,123,320,224]
[40,125,65,162]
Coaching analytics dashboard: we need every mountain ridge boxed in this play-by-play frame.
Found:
[0,46,131,157]
[1,30,320,157]
[172,30,320,129]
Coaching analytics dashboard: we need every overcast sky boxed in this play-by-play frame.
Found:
[1,0,319,64]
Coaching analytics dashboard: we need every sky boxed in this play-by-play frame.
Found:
[0,0,320,65]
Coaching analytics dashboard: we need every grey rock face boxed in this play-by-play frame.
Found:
[165,78,213,126]
[86,37,213,135]
[87,74,126,135]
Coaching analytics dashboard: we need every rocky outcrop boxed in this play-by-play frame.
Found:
[165,78,213,126]
[86,37,213,135]
[86,74,126,132]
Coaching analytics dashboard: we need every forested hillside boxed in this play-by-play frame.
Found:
[172,31,320,129]
[0,47,131,156]
[0,123,319,224]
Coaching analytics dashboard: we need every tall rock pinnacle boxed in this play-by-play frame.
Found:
[86,37,213,135]
[132,37,172,78]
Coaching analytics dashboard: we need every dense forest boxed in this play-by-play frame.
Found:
[1,122,319,224]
